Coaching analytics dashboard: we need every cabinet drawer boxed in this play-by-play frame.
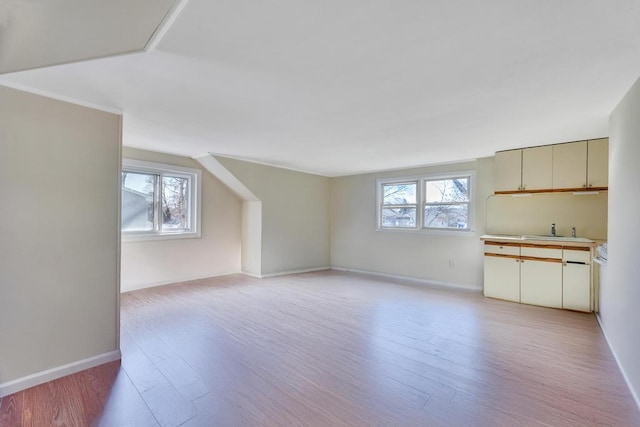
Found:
[521,245,562,260]
[484,242,520,256]
[563,249,591,264]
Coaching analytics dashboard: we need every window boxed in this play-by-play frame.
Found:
[423,176,470,230]
[377,171,474,233]
[381,181,417,228]
[122,159,201,241]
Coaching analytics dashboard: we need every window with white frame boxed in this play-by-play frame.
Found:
[122,159,201,241]
[377,172,474,232]
[380,181,418,228]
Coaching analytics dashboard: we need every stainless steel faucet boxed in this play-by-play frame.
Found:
[571,227,576,238]
[551,223,556,237]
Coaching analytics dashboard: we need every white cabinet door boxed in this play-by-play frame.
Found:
[520,258,562,308]
[484,255,520,302]
[522,146,553,191]
[553,141,587,189]
[494,150,522,192]
[562,249,591,312]
[563,263,591,312]
[587,138,609,188]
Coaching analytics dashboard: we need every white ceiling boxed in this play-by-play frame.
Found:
[2,0,640,176]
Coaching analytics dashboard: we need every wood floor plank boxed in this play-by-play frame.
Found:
[119,327,197,426]
[3,270,639,426]
[95,368,159,427]
[0,392,24,427]
[136,336,210,402]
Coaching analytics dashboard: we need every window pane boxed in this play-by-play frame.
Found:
[382,207,417,228]
[425,178,469,203]
[424,204,468,229]
[383,182,416,205]
[162,176,190,231]
[122,172,155,231]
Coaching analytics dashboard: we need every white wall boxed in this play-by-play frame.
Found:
[0,86,121,392]
[330,159,494,290]
[121,148,242,291]
[215,157,331,276]
[242,201,262,276]
[602,75,640,405]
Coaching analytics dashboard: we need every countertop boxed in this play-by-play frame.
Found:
[481,234,598,248]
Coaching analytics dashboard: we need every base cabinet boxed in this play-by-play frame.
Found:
[562,263,590,311]
[520,259,563,308]
[483,240,592,311]
[562,249,592,312]
[484,255,520,302]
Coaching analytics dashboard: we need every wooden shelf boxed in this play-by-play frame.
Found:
[495,187,607,195]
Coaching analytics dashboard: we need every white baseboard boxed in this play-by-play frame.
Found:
[0,350,121,398]
[241,271,263,279]
[122,268,331,288]
[243,266,332,279]
[261,266,331,278]
[241,266,480,292]
[121,271,242,293]
[331,266,481,292]
[595,313,640,411]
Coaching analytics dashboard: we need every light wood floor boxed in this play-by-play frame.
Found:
[1,270,639,426]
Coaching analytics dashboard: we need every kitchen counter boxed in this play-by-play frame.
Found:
[483,234,596,311]
[481,234,597,248]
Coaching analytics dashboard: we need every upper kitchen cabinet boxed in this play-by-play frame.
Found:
[587,138,609,188]
[494,146,552,193]
[553,141,587,189]
[522,146,552,191]
[494,149,522,192]
[552,138,608,190]
[494,138,608,194]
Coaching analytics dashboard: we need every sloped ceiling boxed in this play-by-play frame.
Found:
[2,1,640,176]
[0,0,178,73]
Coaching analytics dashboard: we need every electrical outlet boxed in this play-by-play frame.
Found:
[449,260,455,268]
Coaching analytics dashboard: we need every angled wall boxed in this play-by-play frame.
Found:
[194,154,262,276]
[213,157,331,276]
[0,86,121,396]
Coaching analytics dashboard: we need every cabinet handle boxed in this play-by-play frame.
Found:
[582,184,587,188]
[588,184,593,188]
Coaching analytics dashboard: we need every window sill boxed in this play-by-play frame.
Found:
[122,231,201,243]
[375,228,476,237]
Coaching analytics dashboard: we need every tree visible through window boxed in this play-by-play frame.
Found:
[162,176,190,231]
[381,182,417,228]
[378,173,473,231]
[121,159,200,240]
[424,177,469,229]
